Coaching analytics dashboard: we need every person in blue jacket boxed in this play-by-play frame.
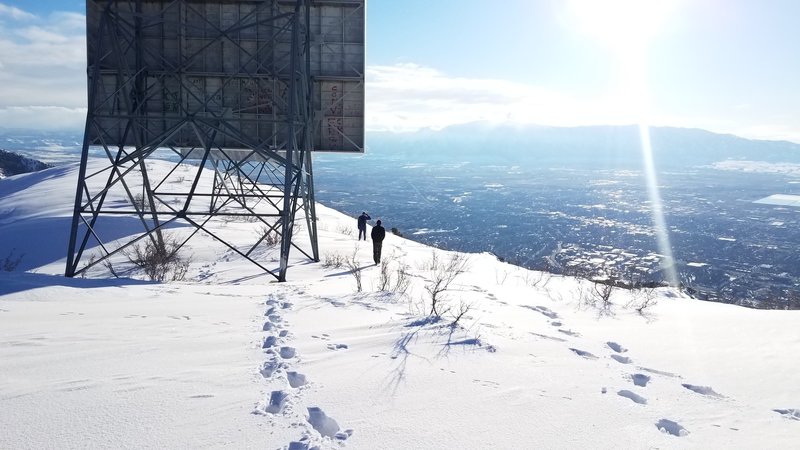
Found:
[357,211,371,241]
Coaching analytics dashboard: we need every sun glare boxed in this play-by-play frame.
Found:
[566,0,679,50]
[567,0,682,286]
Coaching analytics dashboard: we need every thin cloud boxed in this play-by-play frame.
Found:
[0,106,87,130]
[0,4,86,128]
[0,3,36,21]
[366,63,800,143]
[366,63,635,132]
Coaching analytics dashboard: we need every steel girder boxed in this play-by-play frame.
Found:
[66,0,319,281]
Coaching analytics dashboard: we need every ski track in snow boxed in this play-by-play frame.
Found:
[256,289,351,449]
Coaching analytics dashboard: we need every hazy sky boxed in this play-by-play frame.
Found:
[0,0,798,142]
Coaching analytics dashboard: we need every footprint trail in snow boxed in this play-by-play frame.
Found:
[255,290,352,448]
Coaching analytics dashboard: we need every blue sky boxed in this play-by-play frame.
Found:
[0,0,798,142]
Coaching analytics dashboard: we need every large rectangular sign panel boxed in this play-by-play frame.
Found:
[86,0,364,152]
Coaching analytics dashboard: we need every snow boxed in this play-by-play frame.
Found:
[711,160,800,177]
[1,160,799,449]
[754,194,800,208]
[686,262,708,268]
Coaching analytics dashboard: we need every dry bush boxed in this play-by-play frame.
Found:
[132,193,148,211]
[495,269,509,285]
[521,270,550,288]
[124,235,190,282]
[378,258,392,291]
[393,262,412,298]
[102,258,120,278]
[450,301,473,328]
[257,225,279,247]
[626,286,658,313]
[322,251,345,269]
[374,253,412,298]
[424,252,470,317]
[591,281,615,315]
[345,246,362,292]
[417,250,439,272]
[337,224,354,237]
[563,265,620,315]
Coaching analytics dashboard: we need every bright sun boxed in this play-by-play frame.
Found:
[566,0,680,51]
[564,0,682,117]
[566,0,682,286]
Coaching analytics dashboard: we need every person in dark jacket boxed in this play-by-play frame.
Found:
[370,219,386,264]
[357,211,371,241]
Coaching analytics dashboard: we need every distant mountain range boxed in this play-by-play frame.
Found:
[367,123,800,169]
[3,124,800,170]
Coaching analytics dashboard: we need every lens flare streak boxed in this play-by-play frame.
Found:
[638,124,679,286]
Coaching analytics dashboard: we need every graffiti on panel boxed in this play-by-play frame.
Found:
[242,79,287,115]
[324,83,344,148]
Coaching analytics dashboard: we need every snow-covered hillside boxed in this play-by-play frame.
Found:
[0,149,51,179]
[1,161,798,449]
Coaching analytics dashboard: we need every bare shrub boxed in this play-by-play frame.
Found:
[450,301,473,328]
[393,262,412,298]
[322,251,345,269]
[627,286,658,313]
[124,235,190,282]
[378,258,392,291]
[345,246,362,292]
[416,250,435,271]
[571,277,590,307]
[424,252,470,317]
[79,255,96,279]
[564,265,619,314]
[102,258,119,278]
[337,224,354,237]
[132,193,149,212]
[591,281,615,314]
[257,225,279,247]
[1,249,24,272]
[495,269,509,285]
[619,268,661,314]
[522,270,550,288]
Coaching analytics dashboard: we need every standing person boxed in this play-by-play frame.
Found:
[357,211,371,241]
[371,219,386,264]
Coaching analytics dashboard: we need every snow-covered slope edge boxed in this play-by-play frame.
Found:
[0,149,51,179]
[1,161,798,449]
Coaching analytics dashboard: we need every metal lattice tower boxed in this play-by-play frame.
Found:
[66,0,364,281]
